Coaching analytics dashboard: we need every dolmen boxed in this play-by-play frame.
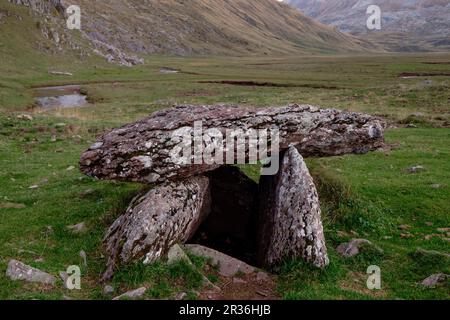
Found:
[79,104,385,280]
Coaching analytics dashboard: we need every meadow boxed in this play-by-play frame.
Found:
[0,51,449,299]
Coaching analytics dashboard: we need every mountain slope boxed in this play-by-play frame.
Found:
[286,0,450,52]
[68,0,378,55]
[5,0,376,62]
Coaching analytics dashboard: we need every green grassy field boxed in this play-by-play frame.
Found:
[1,21,449,299]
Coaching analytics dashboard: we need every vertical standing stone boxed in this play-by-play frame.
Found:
[257,146,329,269]
[102,176,211,281]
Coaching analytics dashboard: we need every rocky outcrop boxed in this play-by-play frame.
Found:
[257,146,328,268]
[8,0,64,14]
[80,104,385,184]
[102,176,211,281]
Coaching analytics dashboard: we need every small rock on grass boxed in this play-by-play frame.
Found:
[67,222,87,234]
[420,273,449,287]
[406,165,425,174]
[59,271,69,288]
[112,287,147,300]
[103,285,115,295]
[6,259,56,286]
[336,239,383,258]
[79,250,87,267]
[0,202,26,209]
[17,114,33,121]
[174,292,187,300]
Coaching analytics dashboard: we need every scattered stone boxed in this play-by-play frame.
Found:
[103,285,115,295]
[59,271,69,289]
[159,67,180,74]
[175,292,187,300]
[45,225,54,235]
[79,250,87,267]
[256,271,270,282]
[28,185,39,189]
[67,222,87,234]
[112,287,147,300]
[6,259,56,286]
[430,184,442,189]
[337,231,350,238]
[17,114,33,121]
[185,244,255,277]
[420,273,449,287]
[66,166,75,171]
[437,228,450,233]
[34,257,45,263]
[412,248,450,261]
[400,233,414,238]
[336,239,383,258]
[54,123,66,128]
[383,236,392,240]
[398,224,411,231]
[255,289,270,297]
[0,202,26,209]
[424,234,441,240]
[49,71,73,76]
[406,165,425,174]
[50,135,57,142]
[425,222,434,226]
[232,277,247,284]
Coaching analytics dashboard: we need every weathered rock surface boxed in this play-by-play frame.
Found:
[112,287,147,300]
[336,239,383,258]
[102,176,210,281]
[8,0,64,15]
[420,273,449,287]
[80,104,385,184]
[67,222,87,234]
[185,244,256,277]
[257,146,329,268]
[6,259,56,285]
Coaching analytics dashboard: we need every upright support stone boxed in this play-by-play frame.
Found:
[102,176,211,281]
[257,146,329,269]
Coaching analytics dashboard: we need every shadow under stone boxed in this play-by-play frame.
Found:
[189,166,259,266]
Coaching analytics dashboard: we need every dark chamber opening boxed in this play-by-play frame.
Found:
[188,166,260,266]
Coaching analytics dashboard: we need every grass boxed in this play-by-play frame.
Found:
[0,3,449,300]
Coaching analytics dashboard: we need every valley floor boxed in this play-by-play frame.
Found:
[0,53,449,299]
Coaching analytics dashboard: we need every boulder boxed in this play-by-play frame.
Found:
[80,104,385,184]
[6,259,56,286]
[257,146,329,268]
[102,176,210,281]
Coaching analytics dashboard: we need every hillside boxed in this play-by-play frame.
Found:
[286,0,450,52]
[3,0,376,66]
